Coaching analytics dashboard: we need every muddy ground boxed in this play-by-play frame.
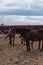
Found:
[0,34,43,65]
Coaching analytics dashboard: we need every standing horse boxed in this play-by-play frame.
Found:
[15,28,43,52]
[37,29,43,51]
[5,27,15,46]
[15,28,26,44]
[15,28,30,51]
[20,29,43,52]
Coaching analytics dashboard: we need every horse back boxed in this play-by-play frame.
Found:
[24,29,42,41]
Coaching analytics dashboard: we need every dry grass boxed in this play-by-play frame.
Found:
[0,34,43,65]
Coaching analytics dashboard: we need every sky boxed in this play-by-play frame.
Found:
[0,0,43,25]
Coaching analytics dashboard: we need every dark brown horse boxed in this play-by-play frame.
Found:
[5,27,15,46]
[37,29,43,51]
[15,28,43,52]
[15,28,27,44]
[5,27,26,46]
[20,29,43,52]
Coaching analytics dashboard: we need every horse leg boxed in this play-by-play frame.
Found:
[38,40,41,49]
[21,37,23,44]
[13,36,15,46]
[9,36,12,46]
[22,38,25,45]
[29,42,31,52]
[40,40,43,51]
[26,41,30,52]
[23,40,26,45]
[42,40,43,48]
[31,40,34,49]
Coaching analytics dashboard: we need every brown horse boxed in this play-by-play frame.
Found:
[5,27,15,46]
[5,27,28,46]
[37,29,43,51]
[21,29,43,52]
[14,28,43,52]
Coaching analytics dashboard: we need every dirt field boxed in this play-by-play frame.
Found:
[0,34,43,65]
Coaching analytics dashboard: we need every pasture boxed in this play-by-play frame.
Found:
[0,34,43,65]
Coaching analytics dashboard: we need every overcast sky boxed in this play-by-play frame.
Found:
[0,0,43,25]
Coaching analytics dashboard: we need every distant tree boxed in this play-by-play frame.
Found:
[1,23,4,26]
[1,23,4,33]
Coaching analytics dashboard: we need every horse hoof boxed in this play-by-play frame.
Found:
[38,47,40,49]
[9,43,11,45]
[40,49,43,51]
[27,49,29,52]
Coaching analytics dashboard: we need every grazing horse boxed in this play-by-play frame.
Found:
[5,27,15,46]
